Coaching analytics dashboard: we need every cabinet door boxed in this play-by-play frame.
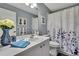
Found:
[26,43,43,56]
[42,39,49,56]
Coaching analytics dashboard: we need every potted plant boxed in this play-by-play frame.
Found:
[0,19,15,46]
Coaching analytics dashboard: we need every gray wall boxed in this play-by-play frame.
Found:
[37,3,49,35]
[0,3,33,34]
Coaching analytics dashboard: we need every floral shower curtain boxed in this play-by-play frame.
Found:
[48,5,79,55]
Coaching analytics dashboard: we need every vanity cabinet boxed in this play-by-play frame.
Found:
[16,39,49,56]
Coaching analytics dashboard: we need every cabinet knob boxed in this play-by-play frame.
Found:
[43,44,45,46]
[40,45,42,48]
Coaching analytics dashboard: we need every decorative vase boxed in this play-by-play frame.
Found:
[1,29,11,46]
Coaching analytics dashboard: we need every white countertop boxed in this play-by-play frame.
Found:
[0,35,49,56]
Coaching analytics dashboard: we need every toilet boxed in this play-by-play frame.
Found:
[49,41,59,56]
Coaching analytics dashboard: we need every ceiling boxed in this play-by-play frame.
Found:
[44,3,77,12]
[7,3,38,16]
[7,3,78,15]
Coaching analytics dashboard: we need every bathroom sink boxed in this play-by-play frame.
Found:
[29,35,39,42]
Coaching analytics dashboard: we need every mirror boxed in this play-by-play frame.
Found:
[0,8,16,37]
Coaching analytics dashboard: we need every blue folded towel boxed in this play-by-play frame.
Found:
[11,40,30,48]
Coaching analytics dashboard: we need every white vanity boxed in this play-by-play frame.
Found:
[0,35,49,56]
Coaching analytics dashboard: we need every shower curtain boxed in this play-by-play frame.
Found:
[48,5,79,55]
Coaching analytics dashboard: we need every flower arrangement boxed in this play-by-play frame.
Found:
[0,19,15,29]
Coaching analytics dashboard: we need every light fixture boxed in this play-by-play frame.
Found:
[25,3,30,6]
[30,4,35,8]
[32,3,37,7]
[25,3,37,8]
